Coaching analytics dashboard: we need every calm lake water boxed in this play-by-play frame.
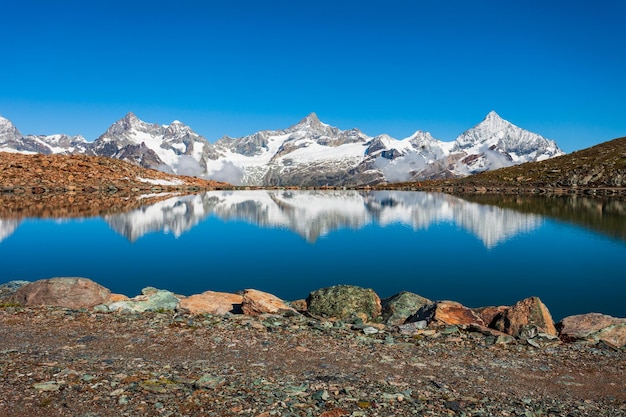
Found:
[1,190,624,321]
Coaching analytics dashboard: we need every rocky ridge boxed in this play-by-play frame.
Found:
[0,278,624,417]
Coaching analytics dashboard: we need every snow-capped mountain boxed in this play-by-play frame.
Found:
[0,115,89,155]
[449,111,563,175]
[209,113,378,185]
[0,111,564,186]
[91,112,221,175]
[205,111,562,186]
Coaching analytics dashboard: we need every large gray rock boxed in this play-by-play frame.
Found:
[306,285,381,321]
[107,287,180,313]
[381,291,432,325]
[557,313,626,348]
[13,277,111,309]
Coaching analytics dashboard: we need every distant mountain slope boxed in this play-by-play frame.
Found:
[416,136,626,189]
[0,112,565,186]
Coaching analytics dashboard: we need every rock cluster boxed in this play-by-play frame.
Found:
[0,279,625,417]
[2,279,624,350]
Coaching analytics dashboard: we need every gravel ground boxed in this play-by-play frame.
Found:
[1,306,624,417]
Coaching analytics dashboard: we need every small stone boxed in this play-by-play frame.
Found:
[312,389,330,401]
[194,374,226,389]
[33,381,60,392]
[362,326,379,335]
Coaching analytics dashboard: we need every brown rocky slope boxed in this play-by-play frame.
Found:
[0,152,230,193]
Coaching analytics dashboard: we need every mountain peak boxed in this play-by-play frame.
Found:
[293,112,326,129]
[484,110,503,121]
[0,115,22,138]
[122,112,141,123]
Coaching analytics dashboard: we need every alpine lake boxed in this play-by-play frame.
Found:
[1,190,624,321]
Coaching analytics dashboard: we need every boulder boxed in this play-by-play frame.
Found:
[107,287,180,313]
[241,289,294,316]
[13,277,111,309]
[557,313,626,348]
[492,296,557,337]
[381,291,432,326]
[179,291,243,315]
[407,301,485,327]
[473,306,508,327]
[306,285,382,321]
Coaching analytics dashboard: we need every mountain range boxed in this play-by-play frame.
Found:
[0,112,564,186]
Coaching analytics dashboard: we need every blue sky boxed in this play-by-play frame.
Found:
[1,1,624,152]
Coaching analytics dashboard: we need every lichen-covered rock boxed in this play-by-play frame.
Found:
[179,291,243,315]
[557,313,626,348]
[381,291,432,325]
[241,289,294,316]
[492,296,557,337]
[107,287,180,313]
[306,285,382,321]
[408,301,485,327]
[13,277,111,309]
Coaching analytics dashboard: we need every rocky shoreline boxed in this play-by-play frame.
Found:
[1,278,624,417]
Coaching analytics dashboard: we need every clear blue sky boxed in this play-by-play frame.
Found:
[1,1,625,152]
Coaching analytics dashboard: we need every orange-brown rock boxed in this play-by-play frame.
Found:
[13,277,111,309]
[409,301,485,327]
[473,305,508,327]
[179,291,243,315]
[109,293,129,303]
[558,313,626,348]
[492,296,557,337]
[241,289,295,316]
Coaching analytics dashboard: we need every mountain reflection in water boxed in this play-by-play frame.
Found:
[101,190,544,248]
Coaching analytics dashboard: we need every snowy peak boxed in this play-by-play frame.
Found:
[0,115,23,141]
[294,112,325,129]
[450,112,564,175]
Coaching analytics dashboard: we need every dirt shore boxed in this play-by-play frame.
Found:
[1,306,624,417]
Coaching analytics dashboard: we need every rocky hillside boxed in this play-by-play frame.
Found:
[389,136,625,193]
[0,152,230,194]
